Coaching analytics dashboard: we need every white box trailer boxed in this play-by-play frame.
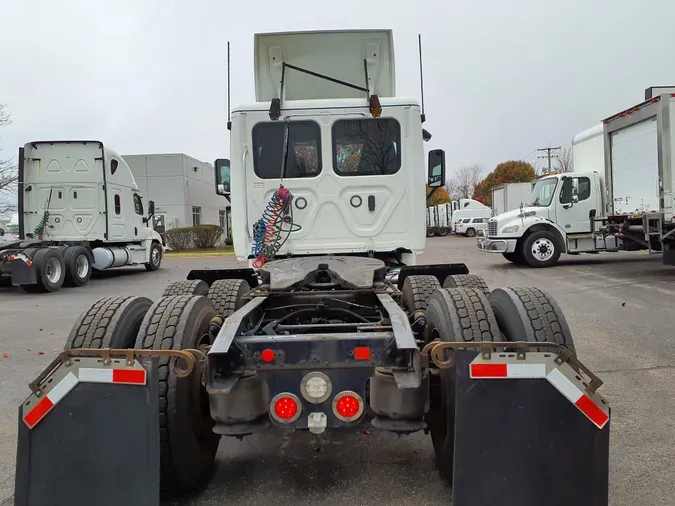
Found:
[602,92,675,264]
[0,141,164,292]
[491,183,531,216]
[604,104,668,217]
[426,204,450,236]
[573,123,605,173]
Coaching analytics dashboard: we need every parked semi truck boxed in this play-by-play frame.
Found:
[0,141,164,292]
[14,30,610,506]
[479,92,675,267]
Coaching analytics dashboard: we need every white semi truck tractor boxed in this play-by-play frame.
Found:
[0,141,164,292]
[478,92,675,267]
[12,31,610,506]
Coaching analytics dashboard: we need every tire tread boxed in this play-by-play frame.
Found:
[65,295,146,349]
[402,275,441,313]
[207,279,249,317]
[489,287,575,354]
[442,274,490,297]
[134,295,219,496]
[433,287,500,342]
[163,279,209,297]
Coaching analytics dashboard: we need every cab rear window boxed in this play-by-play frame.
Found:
[332,118,401,176]
[252,121,322,179]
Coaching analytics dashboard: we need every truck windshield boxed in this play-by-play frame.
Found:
[528,178,558,207]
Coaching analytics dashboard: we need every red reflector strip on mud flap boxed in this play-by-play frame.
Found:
[470,353,609,429]
[23,371,79,429]
[22,358,147,429]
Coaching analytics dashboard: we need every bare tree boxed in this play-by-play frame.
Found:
[0,104,17,216]
[554,146,573,173]
[448,164,483,199]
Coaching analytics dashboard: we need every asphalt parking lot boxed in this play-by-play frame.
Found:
[1,236,674,505]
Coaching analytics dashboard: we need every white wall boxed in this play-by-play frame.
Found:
[182,154,229,232]
[124,153,230,238]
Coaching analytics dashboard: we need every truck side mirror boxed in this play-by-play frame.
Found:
[215,158,231,196]
[148,200,155,217]
[427,149,446,188]
[0,228,4,236]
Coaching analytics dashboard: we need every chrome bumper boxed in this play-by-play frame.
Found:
[477,237,517,254]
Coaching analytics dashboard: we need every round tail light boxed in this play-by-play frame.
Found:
[270,393,301,423]
[332,391,364,422]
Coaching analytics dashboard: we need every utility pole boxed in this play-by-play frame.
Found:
[537,145,561,174]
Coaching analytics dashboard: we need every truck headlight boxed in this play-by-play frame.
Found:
[501,225,520,234]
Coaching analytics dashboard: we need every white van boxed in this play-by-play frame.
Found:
[451,207,492,235]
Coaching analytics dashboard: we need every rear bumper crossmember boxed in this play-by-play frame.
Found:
[207,293,421,393]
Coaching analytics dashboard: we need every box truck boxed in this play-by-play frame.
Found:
[478,93,675,267]
[491,183,532,216]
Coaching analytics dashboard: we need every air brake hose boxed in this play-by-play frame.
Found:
[251,185,301,267]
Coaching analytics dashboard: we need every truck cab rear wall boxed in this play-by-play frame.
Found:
[228,99,426,261]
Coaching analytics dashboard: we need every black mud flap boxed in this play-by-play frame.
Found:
[14,357,159,506]
[451,350,610,506]
[9,257,36,286]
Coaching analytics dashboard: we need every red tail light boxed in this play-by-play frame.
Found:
[270,393,301,423]
[332,391,364,422]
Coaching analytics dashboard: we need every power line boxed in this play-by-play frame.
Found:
[537,145,561,174]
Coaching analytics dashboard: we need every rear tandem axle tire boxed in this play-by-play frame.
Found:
[65,295,153,350]
[207,279,250,318]
[401,275,441,315]
[442,274,490,297]
[163,279,209,297]
[63,245,93,287]
[424,287,503,484]
[134,295,220,498]
[488,286,576,355]
[20,248,66,293]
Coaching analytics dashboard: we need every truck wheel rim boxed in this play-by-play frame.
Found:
[531,238,555,261]
[76,254,90,278]
[46,257,62,284]
[152,247,160,265]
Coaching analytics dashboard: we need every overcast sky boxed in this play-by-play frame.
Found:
[1,0,675,179]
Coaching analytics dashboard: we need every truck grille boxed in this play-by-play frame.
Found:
[487,221,498,237]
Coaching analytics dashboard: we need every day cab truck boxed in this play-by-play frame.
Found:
[13,30,610,506]
[478,92,675,267]
[0,141,163,292]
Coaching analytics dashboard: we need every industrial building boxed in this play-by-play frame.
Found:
[123,153,230,241]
